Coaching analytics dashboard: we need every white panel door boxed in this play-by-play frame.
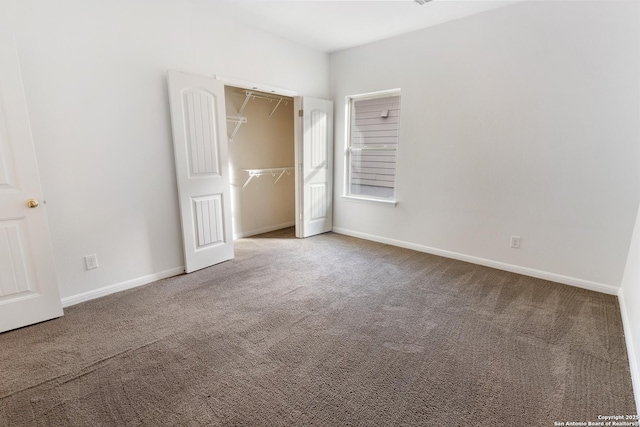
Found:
[295,97,334,238]
[0,36,63,333]
[168,70,233,273]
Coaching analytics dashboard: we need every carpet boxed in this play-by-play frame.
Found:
[0,228,636,426]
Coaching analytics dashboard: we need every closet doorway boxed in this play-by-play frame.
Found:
[225,86,296,239]
[167,70,333,273]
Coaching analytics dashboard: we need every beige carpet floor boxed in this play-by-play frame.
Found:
[0,229,636,426]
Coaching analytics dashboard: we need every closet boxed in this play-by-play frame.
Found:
[167,70,333,272]
[224,86,295,239]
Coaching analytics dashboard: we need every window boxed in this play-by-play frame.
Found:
[345,89,401,202]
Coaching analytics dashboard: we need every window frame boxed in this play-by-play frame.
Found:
[344,88,401,206]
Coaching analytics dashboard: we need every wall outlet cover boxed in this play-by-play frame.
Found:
[85,254,99,270]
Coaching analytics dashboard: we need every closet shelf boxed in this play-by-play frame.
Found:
[242,167,294,189]
[233,89,292,119]
[227,90,293,143]
[226,116,247,142]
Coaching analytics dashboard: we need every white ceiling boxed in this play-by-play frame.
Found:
[218,0,520,53]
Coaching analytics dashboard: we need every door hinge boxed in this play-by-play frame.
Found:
[299,213,303,220]
[298,109,304,117]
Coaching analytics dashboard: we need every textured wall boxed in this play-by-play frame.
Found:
[330,1,640,289]
[0,0,328,298]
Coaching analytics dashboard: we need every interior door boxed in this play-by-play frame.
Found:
[167,70,233,273]
[294,97,334,238]
[0,36,63,333]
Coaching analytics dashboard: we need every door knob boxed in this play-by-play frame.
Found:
[26,199,39,208]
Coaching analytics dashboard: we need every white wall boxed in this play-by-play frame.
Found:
[0,0,328,299]
[620,205,640,410]
[225,87,295,238]
[330,1,640,291]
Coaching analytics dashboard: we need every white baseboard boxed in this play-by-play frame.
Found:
[61,266,185,308]
[233,221,295,240]
[331,227,618,295]
[618,289,640,412]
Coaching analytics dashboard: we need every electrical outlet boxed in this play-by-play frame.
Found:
[84,254,99,270]
[510,236,521,249]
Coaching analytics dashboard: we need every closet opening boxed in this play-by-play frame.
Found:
[224,86,296,239]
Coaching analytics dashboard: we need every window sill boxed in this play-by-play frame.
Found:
[342,195,398,207]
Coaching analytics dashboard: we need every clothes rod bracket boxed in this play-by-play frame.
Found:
[226,116,247,142]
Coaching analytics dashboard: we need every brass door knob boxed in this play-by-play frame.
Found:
[26,199,39,208]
